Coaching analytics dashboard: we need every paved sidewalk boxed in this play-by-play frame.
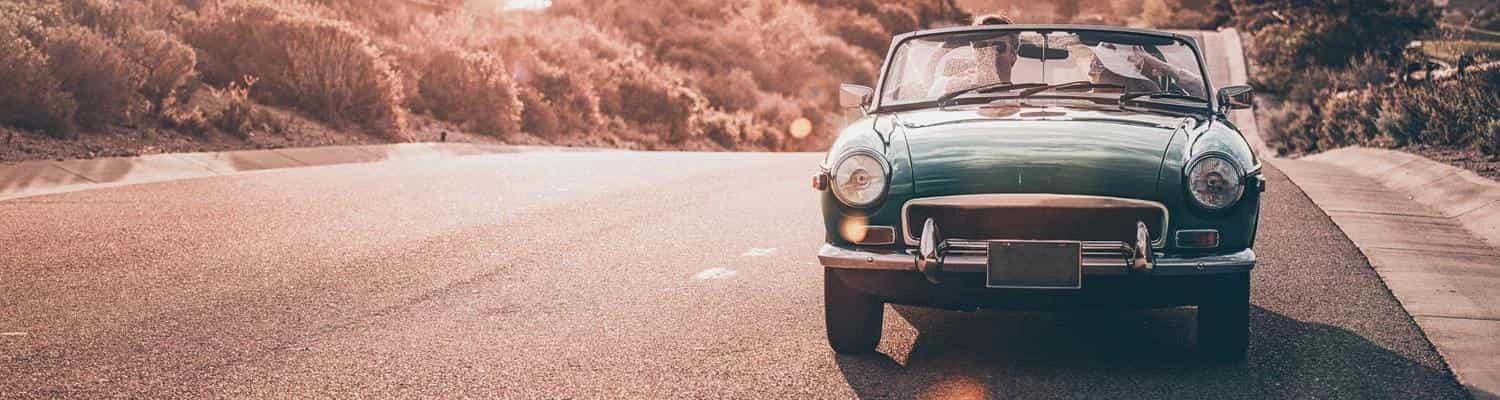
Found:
[1279,152,1500,399]
[0,143,565,201]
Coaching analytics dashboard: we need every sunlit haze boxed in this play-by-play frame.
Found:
[503,0,551,10]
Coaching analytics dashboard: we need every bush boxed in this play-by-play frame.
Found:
[414,47,523,137]
[1317,90,1380,149]
[41,25,145,129]
[209,77,259,136]
[120,28,195,112]
[1275,68,1500,154]
[1479,119,1500,155]
[190,1,406,139]
[0,14,77,136]
[514,62,603,138]
[1263,103,1321,155]
[595,59,706,143]
[698,69,760,112]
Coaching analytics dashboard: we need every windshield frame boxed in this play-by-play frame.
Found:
[870,24,1217,114]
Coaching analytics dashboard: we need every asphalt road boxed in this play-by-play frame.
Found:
[0,151,1469,399]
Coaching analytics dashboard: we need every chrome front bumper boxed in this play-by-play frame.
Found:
[818,244,1254,276]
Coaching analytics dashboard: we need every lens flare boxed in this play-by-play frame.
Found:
[840,215,869,243]
[922,374,986,400]
[501,0,551,10]
[789,117,813,139]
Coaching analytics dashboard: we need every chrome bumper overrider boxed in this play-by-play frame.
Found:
[818,244,1255,276]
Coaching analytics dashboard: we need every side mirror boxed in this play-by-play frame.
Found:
[1217,85,1253,112]
[839,84,873,111]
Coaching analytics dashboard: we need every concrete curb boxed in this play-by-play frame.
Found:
[0,143,571,201]
[1306,148,1500,249]
[1279,147,1500,399]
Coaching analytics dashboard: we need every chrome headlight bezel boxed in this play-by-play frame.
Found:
[829,149,890,209]
[1183,152,1246,212]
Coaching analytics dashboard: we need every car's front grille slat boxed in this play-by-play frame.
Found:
[901,195,1168,246]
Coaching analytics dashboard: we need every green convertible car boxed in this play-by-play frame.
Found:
[814,25,1263,359]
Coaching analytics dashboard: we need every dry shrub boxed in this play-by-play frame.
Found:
[698,69,761,112]
[41,25,145,129]
[872,4,919,36]
[167,76,279,138]
[120,28,195,112]
[1481,119,1500,155]
[502,15,703,141]
[821,8,888,57]
[478,18,612,138]
[210,77,259,136]
[161,104,211,136]
[0,11,77,136]
[1316,90,1380,150]
[595,59,707,143]
[1264,103,1321,155]
[1139,0,1174,28]
[190,1,406,139]
[414,47,523,137]
[697,110,771,150]
[513,60,603,138]
[1271,68,1500,155]
[1374,95,1422,148]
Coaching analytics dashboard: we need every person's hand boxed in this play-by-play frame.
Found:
[1126,47,1162,74]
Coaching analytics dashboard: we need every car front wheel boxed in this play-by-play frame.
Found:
[1197,272,1250,360]
[824,269,883,354]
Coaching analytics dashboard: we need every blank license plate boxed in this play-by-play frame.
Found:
[986,241,1082,289]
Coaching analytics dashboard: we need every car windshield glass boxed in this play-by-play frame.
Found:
[879,29,1207,106]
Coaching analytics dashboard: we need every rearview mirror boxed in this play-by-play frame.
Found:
[1018,43,1069,61]
[840,84,873,111]
[1217,85,1253,112]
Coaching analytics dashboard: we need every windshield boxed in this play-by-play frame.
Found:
[879,29,1207,107]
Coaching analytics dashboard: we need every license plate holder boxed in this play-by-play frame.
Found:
[986,240,1082,289]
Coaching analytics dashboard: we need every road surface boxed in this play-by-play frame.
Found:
[0,151,1467,398]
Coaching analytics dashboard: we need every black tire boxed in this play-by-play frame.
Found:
[1197,273,1250,361]
[824,269,884,354]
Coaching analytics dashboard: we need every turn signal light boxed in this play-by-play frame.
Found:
[1176,230,1220,249]
[854,226,896,245]
[812,172,829,191]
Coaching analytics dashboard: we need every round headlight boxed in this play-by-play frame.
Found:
[1186,154,1244,211]
[831,151,888,208]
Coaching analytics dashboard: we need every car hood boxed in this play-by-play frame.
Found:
[896,106,1191,200]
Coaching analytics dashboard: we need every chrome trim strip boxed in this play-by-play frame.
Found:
[900,194,1170,248]
[1152,249,1255,275]
[818,244,916,271]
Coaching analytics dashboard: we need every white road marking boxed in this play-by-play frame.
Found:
[741,247,777,257]
[1,332,28,336]
[694,267,737,280]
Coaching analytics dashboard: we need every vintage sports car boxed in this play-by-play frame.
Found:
[814,25,1262,359]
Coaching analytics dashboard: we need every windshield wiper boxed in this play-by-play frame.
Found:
[935,82,1048,107]
[1119,90,1208,103]
[1016,80,1125,98]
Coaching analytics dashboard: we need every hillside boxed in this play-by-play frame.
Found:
[0,0,969,161]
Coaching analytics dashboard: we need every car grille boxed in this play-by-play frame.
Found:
[902,195,1167,245]
[941,239,1138,271]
